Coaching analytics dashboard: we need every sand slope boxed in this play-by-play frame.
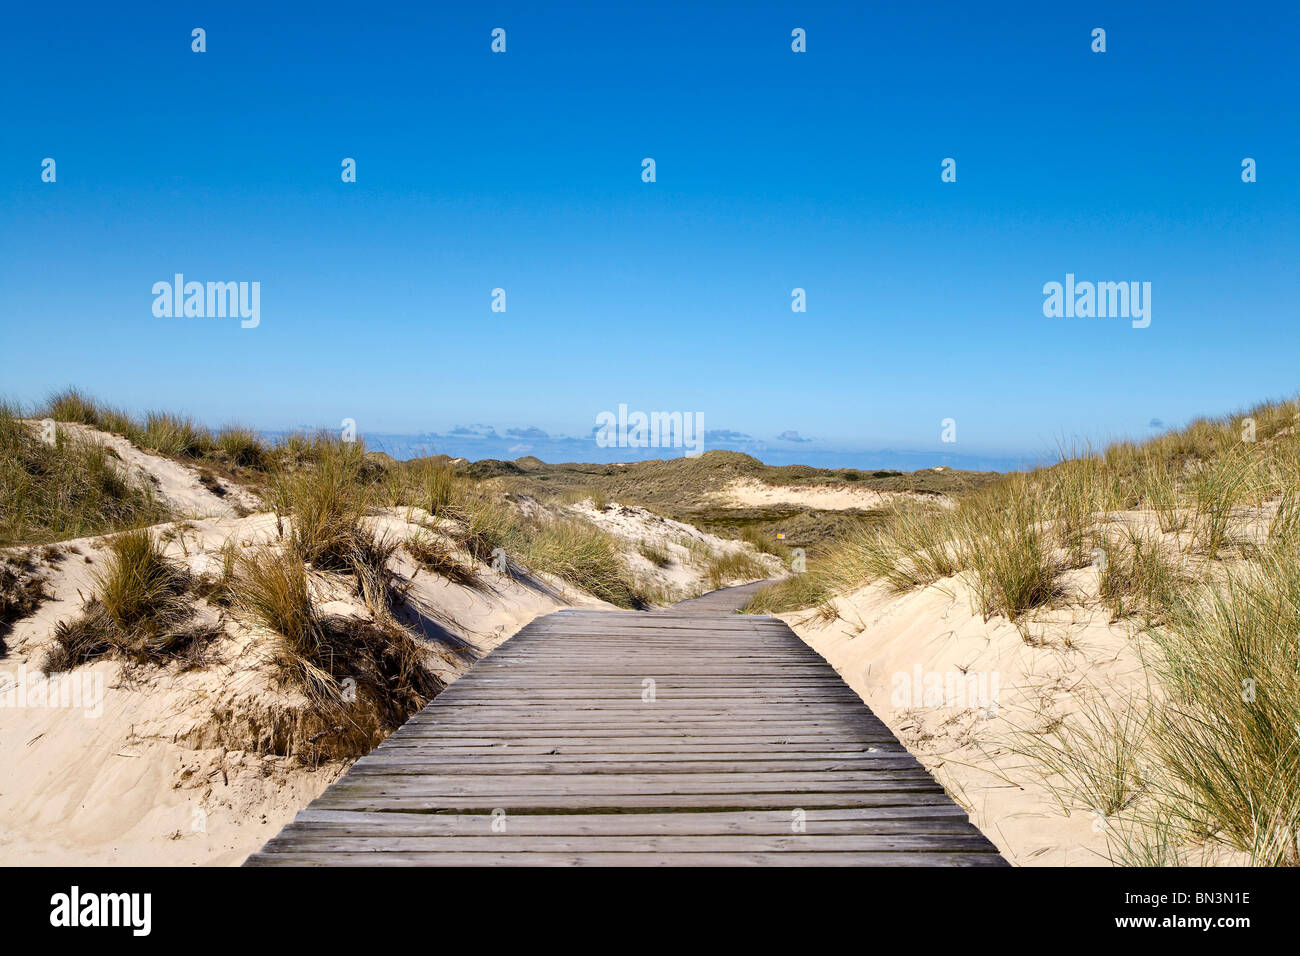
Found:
[778,569,1156,866]
[0,505,609,865]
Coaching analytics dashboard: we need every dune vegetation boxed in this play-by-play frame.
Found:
[43,528,218,672]
[0,400,169,546]
[3,389,699,760]
[744,396,1300,865]
[22,387,656,606]
[5,389,787,734]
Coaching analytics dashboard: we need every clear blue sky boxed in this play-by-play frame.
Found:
[2,1,1296,469]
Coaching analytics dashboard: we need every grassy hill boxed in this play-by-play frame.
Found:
[457,450,1001,552]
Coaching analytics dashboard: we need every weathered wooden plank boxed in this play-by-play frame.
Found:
[351,756,925,774]
[309,789,952,813]
[319,772,945,797]
[373,741,906,754]
[396,715,894,728]
[290,806,973,830]
[245,850,1006,867]
[345,761,929,778]
[255,834,997,854]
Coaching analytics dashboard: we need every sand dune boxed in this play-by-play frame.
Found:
[3,428,778,865]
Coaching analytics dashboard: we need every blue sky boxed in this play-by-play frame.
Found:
[2,1,1296,470]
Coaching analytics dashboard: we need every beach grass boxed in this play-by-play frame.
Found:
[0,401,169,546]
[42,529,215,672]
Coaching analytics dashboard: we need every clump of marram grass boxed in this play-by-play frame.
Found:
[1266,448,1300,546]
[1189,449,1253,558]
[774,480,1061,623]
[269,440,371,569]
[1097,527,1185,624]
[42,529,217,672]
[269,430,330,468]
[638,539,672,568]
[214,425,266,469]
[38,386,143,441]
[231,545,442,759]
[192,540,240,606]
[742,572,831,614]
[450,485,646,605]
[1138,455,1188,534]
[684,536,718,566]
[1143,545,1300,865]
[1044,451,1130,567]
[702,549,767,590]
[740,526,792,561]
[404,530,478,587]
[140,412,212,458]
[42,387,103,425]
[834,503,960,592]
[957,485,1062,621]
[451,491,518,563]
[410,459,460,518]
[267,441,426,626]
[522,516,642,607]
[348,530,405,624]
[1009,695,1151,819]
[1,554,50,651]
[1,403,169,546]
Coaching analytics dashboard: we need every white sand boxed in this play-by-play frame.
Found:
[778,569,1153,866]
[712,478,954,511]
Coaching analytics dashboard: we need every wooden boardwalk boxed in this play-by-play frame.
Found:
[247,595,1006,866]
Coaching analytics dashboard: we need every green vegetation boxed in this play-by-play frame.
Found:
[1,401,168,546]
[42,529,216,672]
[441,487,643,606]
[231,545,442,758]
[520,516,641,607]
[740,525,792,562]
[741,571,831,615]
[214,426,266,469]
[404,530,477,587]
[13,388,785,765]
[1147,545,1300,865]
[701,549,769,590]
[494,449,998,552]
[1097,527,1184,624]
[1011,696,1150,818]
[637,539,672,567]
[269,439,372,569]
[408,459,460,518]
